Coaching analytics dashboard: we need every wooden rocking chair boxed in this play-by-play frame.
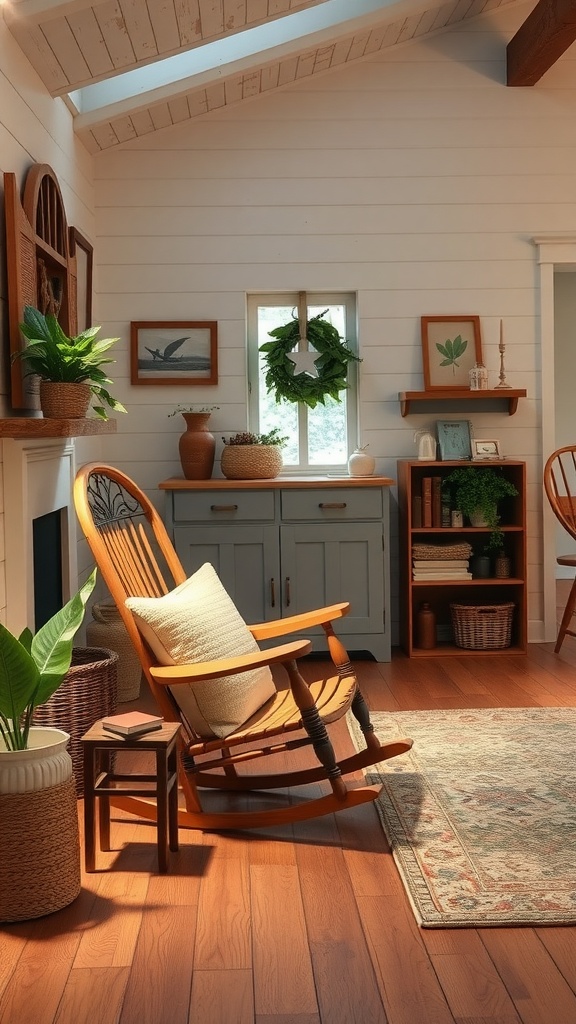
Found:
[544,445,576,652]
[73,464,412,831]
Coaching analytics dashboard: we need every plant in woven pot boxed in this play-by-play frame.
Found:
[220,428,289,480]
[14,305,127,420]
[441,466,519,551]
[0,569,96,922]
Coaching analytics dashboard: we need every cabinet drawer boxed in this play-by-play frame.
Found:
[173,490,275,522]
[281,488,382,520]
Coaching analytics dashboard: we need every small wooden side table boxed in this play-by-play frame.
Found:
[81,720,181,874]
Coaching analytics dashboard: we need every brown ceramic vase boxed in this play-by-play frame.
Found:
[178,413,216,479]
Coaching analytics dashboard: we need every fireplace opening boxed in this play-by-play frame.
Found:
[33,509,63,630]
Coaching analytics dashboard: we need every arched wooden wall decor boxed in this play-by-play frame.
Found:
[4,163,78,409]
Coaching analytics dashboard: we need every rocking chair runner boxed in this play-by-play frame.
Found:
[73,464,412,831]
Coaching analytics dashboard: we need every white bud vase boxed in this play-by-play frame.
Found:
[347,447,376,477]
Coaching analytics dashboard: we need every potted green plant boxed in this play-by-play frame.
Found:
[442,466,519,550]
[14,305,127,420]
[221,428,288,480]
[0,570,96,922]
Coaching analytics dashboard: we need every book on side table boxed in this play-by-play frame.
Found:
[101,711,164,737]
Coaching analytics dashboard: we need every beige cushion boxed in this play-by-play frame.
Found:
[125,563,276,738]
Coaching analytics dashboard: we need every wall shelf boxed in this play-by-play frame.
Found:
[398,388,527,417]
[0,418,116,438]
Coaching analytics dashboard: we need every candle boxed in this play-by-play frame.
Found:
[499,319,503,349]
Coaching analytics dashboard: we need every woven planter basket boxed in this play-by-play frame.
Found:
[0,777,80,922]
[451,603,515,650]
[221,444,283,480]
[39,380,91,418]
[412,542,473,561]
[87,602,142,702]
[33,647,119,795]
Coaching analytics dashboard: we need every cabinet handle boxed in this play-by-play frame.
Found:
[270,578,276,608]
[285,577,291,607]
[210,504,239,512]
[318,502,347,510]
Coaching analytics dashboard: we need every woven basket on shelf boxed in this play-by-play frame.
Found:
[87,602,142,702]
[33,647,118,795]
[412,542,472,561]
[221,444,283,480]
[39,380,91,418]
[451,603,515,650]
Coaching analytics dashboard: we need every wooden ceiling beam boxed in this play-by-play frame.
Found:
[507,0,576,86]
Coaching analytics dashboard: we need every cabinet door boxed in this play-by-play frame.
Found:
[173,525,281,624]
[280,523,384,633]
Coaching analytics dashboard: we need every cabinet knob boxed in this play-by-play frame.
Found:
[318,502,347,510]
[270,578,276,608]
[285,577,291,607]
[210,504,239,512]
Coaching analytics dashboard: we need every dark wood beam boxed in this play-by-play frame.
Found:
[507,0,576,86]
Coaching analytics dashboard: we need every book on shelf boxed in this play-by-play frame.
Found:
[432,476,442,527]
[412,559,470,567]
[101,711,164,737]
[422,477,432,528]
[412,495,422,528]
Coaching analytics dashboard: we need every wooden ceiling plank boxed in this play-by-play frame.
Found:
[246,0,267,21]
[260,63,280,89]
[198,0,224,38]
[223,74,243,103]
[168,94,192,120]
[268,0,291,14]
[149,101,173,127]
[130,108,156,132]
[295,49,315,77]
[93,0,137,68]
[118,0,158,60]
[223,0,246,31]
[206,80,226,105]
[507,0,576,86]
[186,89,209,115]
[347,30,371,62]
[146,0,181,53]
[112,113,139,138]
[277,54,299,85]
[174,0,203,45]
[41,17,93,81]
[91,121,121,147]
[66,8,115,78]
[7,22,70,91]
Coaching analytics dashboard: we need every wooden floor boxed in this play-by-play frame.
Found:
[2,598,576,1023]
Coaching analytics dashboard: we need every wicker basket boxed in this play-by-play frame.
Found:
[39,380,91,418]
[33,647,118,795]
[87,602,142,702]
[221,444,283,480]
[412,542,472,561]
[451,603,515,650]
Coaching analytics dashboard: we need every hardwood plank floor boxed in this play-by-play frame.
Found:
[2,616,576,1024]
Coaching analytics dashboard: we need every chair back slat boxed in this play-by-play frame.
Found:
[74,464,188,726]
[544,446,576,540]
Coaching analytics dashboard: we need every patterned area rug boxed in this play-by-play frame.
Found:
[349,707,576,928]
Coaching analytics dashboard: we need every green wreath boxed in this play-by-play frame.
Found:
[259,310,361,409]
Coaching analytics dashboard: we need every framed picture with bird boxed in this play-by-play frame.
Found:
[130,321,218,385]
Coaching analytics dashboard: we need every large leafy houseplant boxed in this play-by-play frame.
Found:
[0,569,96,751]
[442,466,519,551]
[15,306,127,420]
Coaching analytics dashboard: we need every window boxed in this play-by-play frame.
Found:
[247,292,358,473]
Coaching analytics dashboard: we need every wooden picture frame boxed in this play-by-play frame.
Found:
[472,439,502,460]
[421,315,482,390]
[69,227,93,334]
[130,321,218,386]
[436,419,473,461]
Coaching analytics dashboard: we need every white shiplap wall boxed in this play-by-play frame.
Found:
[94,0,575,644]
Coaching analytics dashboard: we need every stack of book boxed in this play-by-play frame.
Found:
[412,542,473,580]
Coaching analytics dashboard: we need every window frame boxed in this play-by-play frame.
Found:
[247,291,358,475]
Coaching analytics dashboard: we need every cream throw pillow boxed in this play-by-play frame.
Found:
[125,563,276,738]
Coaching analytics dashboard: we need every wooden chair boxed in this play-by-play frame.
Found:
[543,445,576,652]
[73,464,412,831]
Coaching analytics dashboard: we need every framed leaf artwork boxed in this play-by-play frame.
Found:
[421,315,483,390]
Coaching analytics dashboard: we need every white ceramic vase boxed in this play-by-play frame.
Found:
[347,448,376,477]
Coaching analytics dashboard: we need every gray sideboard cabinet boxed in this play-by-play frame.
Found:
[159,476,394,662]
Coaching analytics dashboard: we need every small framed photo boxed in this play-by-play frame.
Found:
[421,315,482,390]
[130,321,218,385]
[436,419,473,461]
[472,439,502,460]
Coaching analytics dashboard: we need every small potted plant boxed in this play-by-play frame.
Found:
[14,305,127,420]
[221,428,288,480]
[0,569,96,921]
[168,405,220,480]
[442,466,519,549]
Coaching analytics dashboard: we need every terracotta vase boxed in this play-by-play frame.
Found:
[178,412,215,479]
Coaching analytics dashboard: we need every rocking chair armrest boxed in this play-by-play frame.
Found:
[149,638,312,685]
[249,602,350,641]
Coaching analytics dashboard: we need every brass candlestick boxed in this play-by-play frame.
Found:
[494,318,512,389]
